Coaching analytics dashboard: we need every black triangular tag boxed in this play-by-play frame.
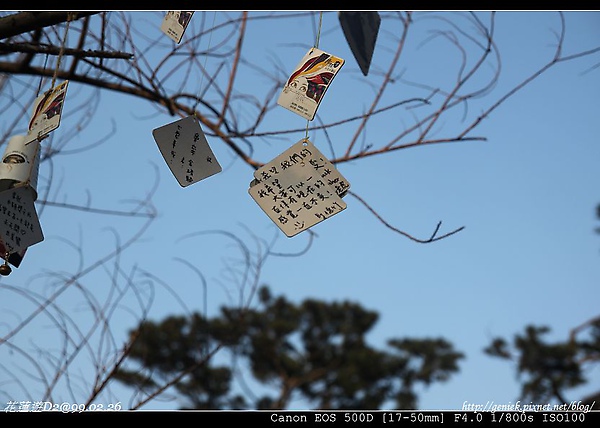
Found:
[338,11,381,76]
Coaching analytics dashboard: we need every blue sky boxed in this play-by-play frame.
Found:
[0,11,599,411]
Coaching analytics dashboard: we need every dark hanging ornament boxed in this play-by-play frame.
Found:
[338,11,381,76]
[0,259,12,276]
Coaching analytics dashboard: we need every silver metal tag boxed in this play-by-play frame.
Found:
[249,139,349,237]
[152,115,222,187]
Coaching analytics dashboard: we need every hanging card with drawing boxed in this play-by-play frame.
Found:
[152,115,222,187]
[24,80,69,144]
[277,48,344,121]
[253,138,350,198]
[161,11,194,44]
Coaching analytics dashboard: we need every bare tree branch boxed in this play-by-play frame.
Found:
[0,11,100,40]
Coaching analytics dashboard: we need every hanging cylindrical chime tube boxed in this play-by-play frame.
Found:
[0,134,41,201]
[0,135,42,275]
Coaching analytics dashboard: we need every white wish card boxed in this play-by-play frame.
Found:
[152,115,222,187]
[249,140,349,237]
[254,138,350,198]
[24,80,69,144]
[277,48,344,121]
[0,185,44,255]
[161,11,194,44]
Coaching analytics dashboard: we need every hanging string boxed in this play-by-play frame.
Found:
[26,13,73,144]
[51,12,74,91]
[36,54,50,97]
[314,11,324,50]
[305,11,324,142]
[193,11,217,117]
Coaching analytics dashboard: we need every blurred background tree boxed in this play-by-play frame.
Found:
[116,285,464,410]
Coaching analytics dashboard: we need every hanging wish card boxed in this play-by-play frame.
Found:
[161,11,194,44]
[253,138,350,198]
[0,185,44,255]
[152,115,222,187]
[277,48,344,121]
[24,80,69,144]
[249,139,349,237]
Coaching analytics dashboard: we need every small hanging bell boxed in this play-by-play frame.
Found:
[0,252,11,276]
[0,261,11,276]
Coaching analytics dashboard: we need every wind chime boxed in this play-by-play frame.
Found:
[153,11,222,188]
[247,11,351,237]
[247,11,380,237]
[0,14,73,275]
